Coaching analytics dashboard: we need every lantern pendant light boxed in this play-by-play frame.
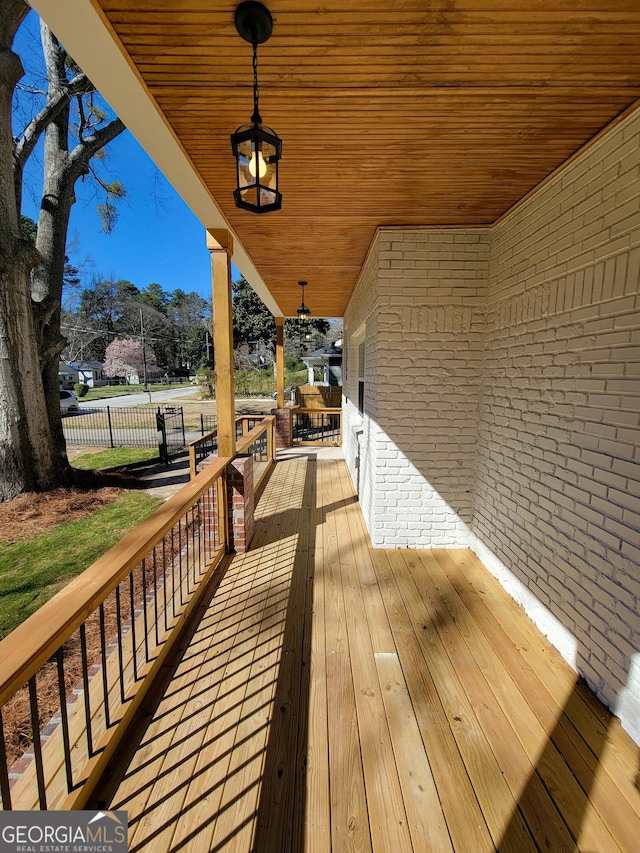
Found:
[297,280,311,320]
[230,1,282,213]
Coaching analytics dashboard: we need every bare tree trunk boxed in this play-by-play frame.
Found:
[0,1,63,500]
[0,12,126,500]
[29,22,124,470]
[30,21,80,473]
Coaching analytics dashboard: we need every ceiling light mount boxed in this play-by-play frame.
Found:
[231,1,282,213]
[234,1,273,45]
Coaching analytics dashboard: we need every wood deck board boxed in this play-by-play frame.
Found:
[431,549,628,851]
[390,549,538,853]
[320,460,371,852]
[442,548,640,849]
[413,550,605,851]
[100,454,640,851]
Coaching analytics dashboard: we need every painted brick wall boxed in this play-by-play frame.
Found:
[375,230,490,546]
[343,238,380,529]
[344,228,491,547]
[473,108,640,735]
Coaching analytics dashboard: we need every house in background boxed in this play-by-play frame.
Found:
[70,361,107,387]
[31,0,640,757]
[59,360,107,389]
[301,340,342,386]
[57,363,76,390]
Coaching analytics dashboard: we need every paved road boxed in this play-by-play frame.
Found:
[78,386,200,409]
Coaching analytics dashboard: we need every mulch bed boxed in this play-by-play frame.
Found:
[0,470,147,545]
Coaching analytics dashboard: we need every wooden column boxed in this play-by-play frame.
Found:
[275,316,285,408]
[207,229,236,458]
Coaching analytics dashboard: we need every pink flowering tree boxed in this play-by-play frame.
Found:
[104,338,155,383]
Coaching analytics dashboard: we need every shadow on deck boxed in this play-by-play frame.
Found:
[88,452,640,852]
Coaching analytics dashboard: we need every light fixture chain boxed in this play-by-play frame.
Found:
[251,32,261,124]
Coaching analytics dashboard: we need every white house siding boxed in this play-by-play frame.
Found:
[474,108,640,741]
[342,105,640,742]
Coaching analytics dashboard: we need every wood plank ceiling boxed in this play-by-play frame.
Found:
[99,1,640,318]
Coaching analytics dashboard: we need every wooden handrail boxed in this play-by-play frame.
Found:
[188,428,218,479]
[0,455,231,708]
[293,407,342,414]
[188,416,273,480]
[235,415,275,457]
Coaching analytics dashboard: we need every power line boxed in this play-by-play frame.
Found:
[60,323,208,344]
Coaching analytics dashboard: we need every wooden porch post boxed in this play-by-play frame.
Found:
[207,229,236,458]
[275,316,285,408]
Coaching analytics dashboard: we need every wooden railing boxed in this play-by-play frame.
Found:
[0,456,231,811]
[188,428,218,479]
[188,415,276,488]
[235,415,276,494]
[291,407,342,446]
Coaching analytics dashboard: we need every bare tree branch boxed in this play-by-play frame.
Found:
[68,116,126,176]
[13,70,92,213]
[14,71,91,170]
[15,82,47,95]
[76,92,87,140]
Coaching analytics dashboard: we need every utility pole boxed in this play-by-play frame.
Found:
[140,308,151,402]
[205,330,212,366]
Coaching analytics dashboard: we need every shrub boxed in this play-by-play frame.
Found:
[285,355,304,372]
[74,383,89,398]
[198,368,216,399]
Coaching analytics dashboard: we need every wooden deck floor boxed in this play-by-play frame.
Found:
[101,454,640,852]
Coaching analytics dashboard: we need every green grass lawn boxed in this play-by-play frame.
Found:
[0,491,162,640]
[82,383,192,401]
[71,447,160,470]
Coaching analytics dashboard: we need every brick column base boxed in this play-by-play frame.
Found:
[271,407,292,449]
[227,454,254,552]
[198,453,255,553]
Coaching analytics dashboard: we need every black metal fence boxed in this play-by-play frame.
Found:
[63,406,186,459]
[291,409,342,445]
[200,414,217,435]
[198,415,263,439]
[246,428,268,462]
[156,407,186,464]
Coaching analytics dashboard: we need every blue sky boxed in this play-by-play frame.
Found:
[14,9,231,303]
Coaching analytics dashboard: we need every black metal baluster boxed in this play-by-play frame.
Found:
[171,526,179,615]
[153,546,160,646]
[177,521,184,605]
[162,534,176,631]
[55,649,74,793]
[129,570,138,682]
[0,709,12,810]
[99,604,111,729]
[196,503,204,578]
[79,624,94,755]
[142,557,150,664]
[28,677,47,809]
[184,513,191,594]
[115,586,125,704]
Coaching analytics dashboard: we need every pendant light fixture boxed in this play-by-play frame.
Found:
[230,1,282,213]
[297,281,310,320]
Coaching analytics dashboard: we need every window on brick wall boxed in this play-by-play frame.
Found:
[357,340,365,414]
